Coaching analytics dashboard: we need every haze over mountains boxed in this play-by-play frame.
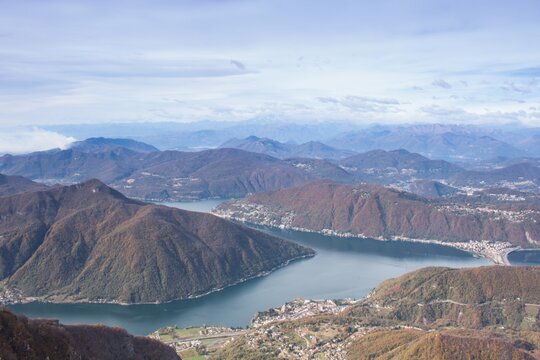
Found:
[44,121,540,161]
[0,179,313,303]
[220,136,356,160]
[0,126,538,358]
[0,144,314,200]
[327,124,538,161]
[45,121,361,151]
[2,132,539,202]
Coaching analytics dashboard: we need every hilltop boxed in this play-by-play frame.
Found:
[0,174,48,197]
[205,266,540,359]
[114,148,312,200]
[0,147,142,183]
[338,149,463,183]
[0,180,313,304]
[0,147,315,200]
[0,308,179,360]
[346,266,540,329]
[216,181,540,249]
[220,136,356,160]
[69,137,159,153]
[328,124,531,161]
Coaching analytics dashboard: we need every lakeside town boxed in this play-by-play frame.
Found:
[151,297,436,359]
[215,202,525,266]
[150,298,363,359]
[252,298,358,327]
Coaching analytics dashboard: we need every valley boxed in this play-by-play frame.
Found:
[3,2,540,358]
[1,134,539,358]
[8,200,488,335]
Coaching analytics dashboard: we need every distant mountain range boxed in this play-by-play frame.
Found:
[0,179,313,303]
[220,136,356,159]
[0,146,142,183]
[215,265,540,359]
[1,137,539,200]
[45,120,362,150]
[0,144,315,200]
[337,149,463,183]
[0,309,179,360]
[113,148,313,201]
[216,180,540,248]
[452,163,540,191]
[46,121,540,161]
[0,138,357,201]
[328,124,535,161]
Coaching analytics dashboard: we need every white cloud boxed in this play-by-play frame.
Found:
[317,96,401,113]
[0,0,539,126]
[0,127,76,154]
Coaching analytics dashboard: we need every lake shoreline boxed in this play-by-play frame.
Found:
[216,213,521,266]
[7,202,491,336]
[0,253,315,306]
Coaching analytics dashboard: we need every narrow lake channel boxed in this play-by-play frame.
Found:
[11,200,490,335]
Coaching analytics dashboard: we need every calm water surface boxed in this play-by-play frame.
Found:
[11,199,489,335]
[508,250,540,265]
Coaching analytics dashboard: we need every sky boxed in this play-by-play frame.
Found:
[1,0,540,130]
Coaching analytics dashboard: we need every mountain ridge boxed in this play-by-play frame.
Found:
[216,180,540,248]
[69,137,159,153]
[0,174,48,197]
[0,308,180,360]
[0,180,314,304]
[220,136,356,159]
[210,265,540,359]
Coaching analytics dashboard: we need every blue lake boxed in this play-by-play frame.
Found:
[508,249,540,265]
[11,200,489,335]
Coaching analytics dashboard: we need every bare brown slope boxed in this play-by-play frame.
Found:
[0,174,47,197]
[347,329,538,360]
[217,181,540,247]
[339,149,463,181]
[369,266,540,305]
[0,180,313,303]
[347,266,540,330]
[114,148,313,200]
[0,147,316,200]
[0,308,179,360]
[213,266,540,359]
[0,147,141,183]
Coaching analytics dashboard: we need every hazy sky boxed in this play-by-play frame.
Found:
[1,0,540,126]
